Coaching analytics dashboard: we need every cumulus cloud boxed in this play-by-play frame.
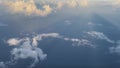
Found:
[3,37,47,68]
[87,31,115,43]
[10,38,47,67]
[3,0,52,16]
[0,0,89,16]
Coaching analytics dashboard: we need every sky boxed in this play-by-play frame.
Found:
[0,0,120,31]
[0,0,120,68]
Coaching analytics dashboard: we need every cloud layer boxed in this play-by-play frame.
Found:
[0,0,89,16]
[1,29,119,68]
[0,33,95,68]
[4,0,52,16]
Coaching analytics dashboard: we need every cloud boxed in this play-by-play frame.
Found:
[4,37,47,68]
[64,38,94,47]
[0,62,6,68]
[112,0,120,6]
[56,0,88,8]
[0,0,89,16]
[78,0,88,7]
[7,38,21,46]
[3,33,94,68]
[3,0,52,16]
[110,40,120,54]
[31,33,94,47]
[87,22,102,26]
[10,38,47,67]
[87,31,115,43]
[7,33,94,47]
[32,33,61,46]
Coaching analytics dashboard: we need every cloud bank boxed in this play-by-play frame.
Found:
[0,0,89,16]
[4,0,52,16]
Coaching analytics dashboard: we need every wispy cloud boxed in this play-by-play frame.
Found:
[64,38,94,47]
[110,40,120,54]
[87,31,115,43]
[1,33,94,68]
[31,33,94,47]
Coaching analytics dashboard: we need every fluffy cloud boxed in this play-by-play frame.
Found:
[10,38,47,67]
[7,38,21,46]
[3,0,52,16]
[0,0,89,16]
[3,37,47,68]
[87,31,115,43]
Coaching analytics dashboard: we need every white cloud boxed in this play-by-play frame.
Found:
[10,38,47,67]
[32,33,93,47]
[110,40,120,54]
[87,22,102,26]
[64,38,94,47]
[87,31,115,43]
[32,33,61,46]
[5,37,47,68]
[2,33,94,68]
[7,33,94,47]
[7,38,21,46]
